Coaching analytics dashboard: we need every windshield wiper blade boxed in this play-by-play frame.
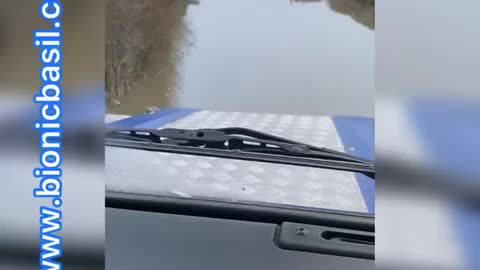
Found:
[105,127,375,179]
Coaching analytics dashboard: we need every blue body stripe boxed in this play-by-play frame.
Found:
[108,108,199,128]
[333,116,375,214]
[450,203,480,270]
[137,109,200,128]
[410,100,480,270]
[409,100,480,180]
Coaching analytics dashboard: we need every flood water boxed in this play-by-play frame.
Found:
[106,0,375,117]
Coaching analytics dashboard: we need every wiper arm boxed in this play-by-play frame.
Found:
[105,127,375,179]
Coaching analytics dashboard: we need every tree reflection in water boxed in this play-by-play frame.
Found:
[106,0,193,113]
[105,0,374,115]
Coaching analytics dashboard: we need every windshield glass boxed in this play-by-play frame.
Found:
[105,0,375,215]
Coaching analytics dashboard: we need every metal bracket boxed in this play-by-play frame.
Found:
[275,222,374,260]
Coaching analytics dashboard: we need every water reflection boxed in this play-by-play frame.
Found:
[290,0,374,30]
[106,0,375,116]
[106,0,194,114]
[327,0,374,30]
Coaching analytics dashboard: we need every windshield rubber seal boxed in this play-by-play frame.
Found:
[106,191,375,232]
